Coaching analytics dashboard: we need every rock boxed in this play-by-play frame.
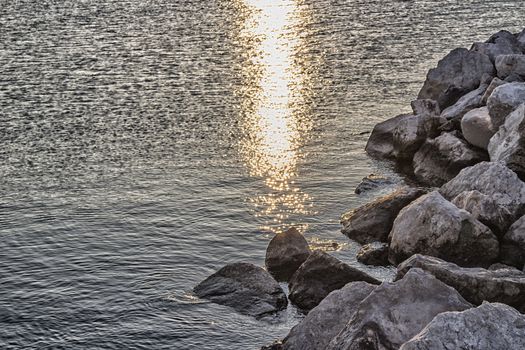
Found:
[440,83,487,121]
[489,263,523,272]
[341,187,426,244]
[389,191,499,267]
[481,77,506,104]
[460,107,495,149]
[488,104,525,180]
[418,48,495,109]
[518,28,525,49]
[399,302,525,350]
[265,227,311,282]
[326,268,472,350]
[412,132,488,187]
[392,114,445,160]
[501,215,525,268]
[365,114,412,159]
[487,82,525,129]
[496,54,525,79]
[194,262,287,318]
[471,30,522,63]
[288,251,380,311]
[282,282,377,350]
[356,242,390,266]
[354,174,395,194]
[396,254,525,313]
[410,99,440,117]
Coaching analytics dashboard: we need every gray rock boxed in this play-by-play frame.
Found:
[501,215,525,268]
[365,114,412,159]
[471,30,522,63]
[410,99,440,117]
[489,263,523,272]
[440,84,487,121]
[392,114,444,160]
[265,227,311,282]
[194,262,287,318]
[461,107,495,149]
[389,191,499,267]
[282,282,377,350]
[518,28,525,49]
[399,302,525,350]
[341,187,426,244]
[487,82,525,129]
[288,251,380,311]
[418,48,495,109]
[356,242,390,266]
[396,254,525,313]
[496,54,525,79]
[412,132,488,187]
[354,174,395,194]
[326,268,472,350]
[481,77,506,105]
[488,104,525,180]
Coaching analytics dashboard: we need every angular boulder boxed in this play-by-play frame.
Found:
[194,262,287,318]
[461,107,495,149]
[440,83,486,121]
[265,227,311,281]
[471,30,522,63]
[496,54,525,80]
[365,114,412,159]
[487,82,525,129]
[389,191,499,267]
[288,251,380,311]
[501,215,525,268]
[326,268,472,350]
[354,174,395,194]
[356,242,390,266]
[392,114,444,160]
[481,77,506,104]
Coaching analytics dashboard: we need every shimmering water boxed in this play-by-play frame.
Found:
[1,1,524,349]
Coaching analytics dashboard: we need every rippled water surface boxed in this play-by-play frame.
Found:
[1,1,524,349]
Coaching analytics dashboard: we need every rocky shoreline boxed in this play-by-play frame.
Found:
[194,28,525,349]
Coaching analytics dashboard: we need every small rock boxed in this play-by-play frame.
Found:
[501,215,525,268]
[496,54,525,79]
[365,113,412,159]
[481,77,506,104]
[487,82,525,129]
[440,83,487,121]
[265,227,311,282]
[356,242,390,266]
[461,107,495,149]
[354,174,395,194]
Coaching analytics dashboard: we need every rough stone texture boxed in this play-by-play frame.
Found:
[461,107,495,149]
[354,174,395,194]
[392,114,444,160]
[265,227,311,282]
[365,114,412,159]
[412,132,488,187]
[501,215,525,268]
[418,48,495,109]
[481,77,506,104]
[399,302,525,350]
[194,262,287,318]
[496,54,525,79]
[471,30,522,63]
[487,82,525,129]
[288,251,380,311]
[282,282,377,350]
[518,28,525,49]
[410,99,440,117]
[341,187,426,244]
[440,84,486,121]
[489,263,523,272]
[356,242,390,266]
[488,104,525,180]
[326,268,471,350]
[389,191,499,267]
[396,254,525,313]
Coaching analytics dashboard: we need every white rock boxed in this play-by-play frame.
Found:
[461,107,495,149]
[487,82,525,129]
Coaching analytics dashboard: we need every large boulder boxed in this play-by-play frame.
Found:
[265,227,311,281]
[501,215,525,268]
[496,54,525,80]
[399,302,525,350]
[341,187,426,244]
[389,191,499,267]
[471,30,522,63]
[487,82,525,129]
[488,104,525,180]
[396,254,525,313]
[282,282,377,350]
[356,242,390,266]
[440,83,487,121]
[194,262,287,318]
[326,268,472,350]
[354,174,395,194]
[288,251,379,311]
[418,48,495,109]
[392,114,445,160]
[412,132,488,187]
[365,114,412,159]
[461,107,495,149]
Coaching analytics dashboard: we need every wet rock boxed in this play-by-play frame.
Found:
[396,254,525,313]
[481,77,506,104]
[282,282,377,350]
[440,83,487,121]
[356,242,389,266]
[327,268,471,350]
[496,54,525,80]
[501,215,525,268]
[488,104,525,180]
[288,251,380,311]
[487,82,525,129]
[365,114,412,159]
[265,227,311,281]
[389,191,499,267]
[412,132,488,187]
[341,187,426,244]
[399,302,525,350]
[461,107,495,149]
[194,262,287,318]
[418,48,495,109]
[354,174,395,194]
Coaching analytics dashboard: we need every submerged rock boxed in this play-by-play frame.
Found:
[288,251,380,311]
[265,227,311,282]
[461,107,495,149]
[496,54,525,80]
[356,242,390,266]
[194,262,287,318]
[354,174,395,194]
[501,215,525,268]
[327,268,471,350]
[487,82,525,129]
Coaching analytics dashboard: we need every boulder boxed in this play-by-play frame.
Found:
[288,251,380,311]
[326,268,472,350]
[194,262,287,318]
[282,282,377,350]
[396,254,525,313]
[496,54,525,80]
[354,174,395,194]
[399,302,525,350]
[518,28,525,49]
[418,48,495,109]
[412,132,488,187]
[365,114,412,159]
[481,77,506,104]
[389,191,499,267]
[460,107,495,149]
[440,83,487,121]
[489,263,523,272]
[501,215,525,268]
[471,30,522,63]
[410,99,440,117]
[356,242,390,266]
[488,103,525,180]
[341,187,426,244]
[392,114,444,160]
[487,82,525,129]
[265,227,311,281]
